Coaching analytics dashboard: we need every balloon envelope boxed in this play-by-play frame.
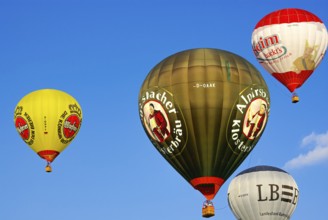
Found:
[14,89,83,170]
[228,165,299,220]
[252,8,328,96]
[138,48,270,201]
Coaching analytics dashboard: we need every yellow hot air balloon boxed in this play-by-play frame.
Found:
[14,89,83,172]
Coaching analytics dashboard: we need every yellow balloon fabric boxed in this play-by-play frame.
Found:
[14,89,83,164]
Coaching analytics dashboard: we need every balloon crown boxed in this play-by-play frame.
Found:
[69,104,82,117]
[14,106,23,117]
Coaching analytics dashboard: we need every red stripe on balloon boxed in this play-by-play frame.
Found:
[272,70,314,92]
[255,8,323,29]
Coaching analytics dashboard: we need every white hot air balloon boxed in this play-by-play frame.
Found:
[227,165,299,220]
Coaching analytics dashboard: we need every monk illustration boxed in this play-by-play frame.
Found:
[246,103,267,139]
[148,103,170,142]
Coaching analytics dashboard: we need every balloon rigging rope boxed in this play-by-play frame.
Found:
[215,205,228,211]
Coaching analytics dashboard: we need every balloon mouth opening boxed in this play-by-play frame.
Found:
[190,177,225,200]
[37,150,60,162]
[287,84,300,93]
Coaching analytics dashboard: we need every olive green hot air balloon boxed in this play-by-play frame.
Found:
[138,48,270,218]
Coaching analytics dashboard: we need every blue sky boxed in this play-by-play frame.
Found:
[0,0,327,219]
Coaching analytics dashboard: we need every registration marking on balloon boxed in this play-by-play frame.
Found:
[227,85,270,153]
[139,87,188,156]
[193,82,216,88]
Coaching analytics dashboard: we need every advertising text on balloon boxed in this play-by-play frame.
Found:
[139,88,187,157]
[252,34,280,56]
[227,85,270,153]
[257,183,299,205]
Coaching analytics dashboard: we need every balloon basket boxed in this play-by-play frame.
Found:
[202,200,215,218]
[292,93,299,103]
[45,163,52,172]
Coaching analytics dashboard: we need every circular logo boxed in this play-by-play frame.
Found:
[15,116,29,140]
[143,101,171,143]
[139,87,188,157]
[63,114,81,139]
[227,85,270,153]
[242,98,268,140]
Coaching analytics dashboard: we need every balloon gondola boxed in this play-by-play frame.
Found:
[202,200,215,218]
[252,8,328,103]
[138,48,270,217]
[292,93,299,103]
[14,89,83,172]
[45,162,52,172]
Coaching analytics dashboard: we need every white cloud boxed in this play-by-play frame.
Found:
[284,131,328,169]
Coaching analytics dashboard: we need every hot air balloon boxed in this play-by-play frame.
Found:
[14,89,83,172]
[228,165,299,220]
[138,48,270,217]
[252,8,328,103]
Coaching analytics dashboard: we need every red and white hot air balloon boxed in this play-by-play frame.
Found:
[252,8,328,103]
